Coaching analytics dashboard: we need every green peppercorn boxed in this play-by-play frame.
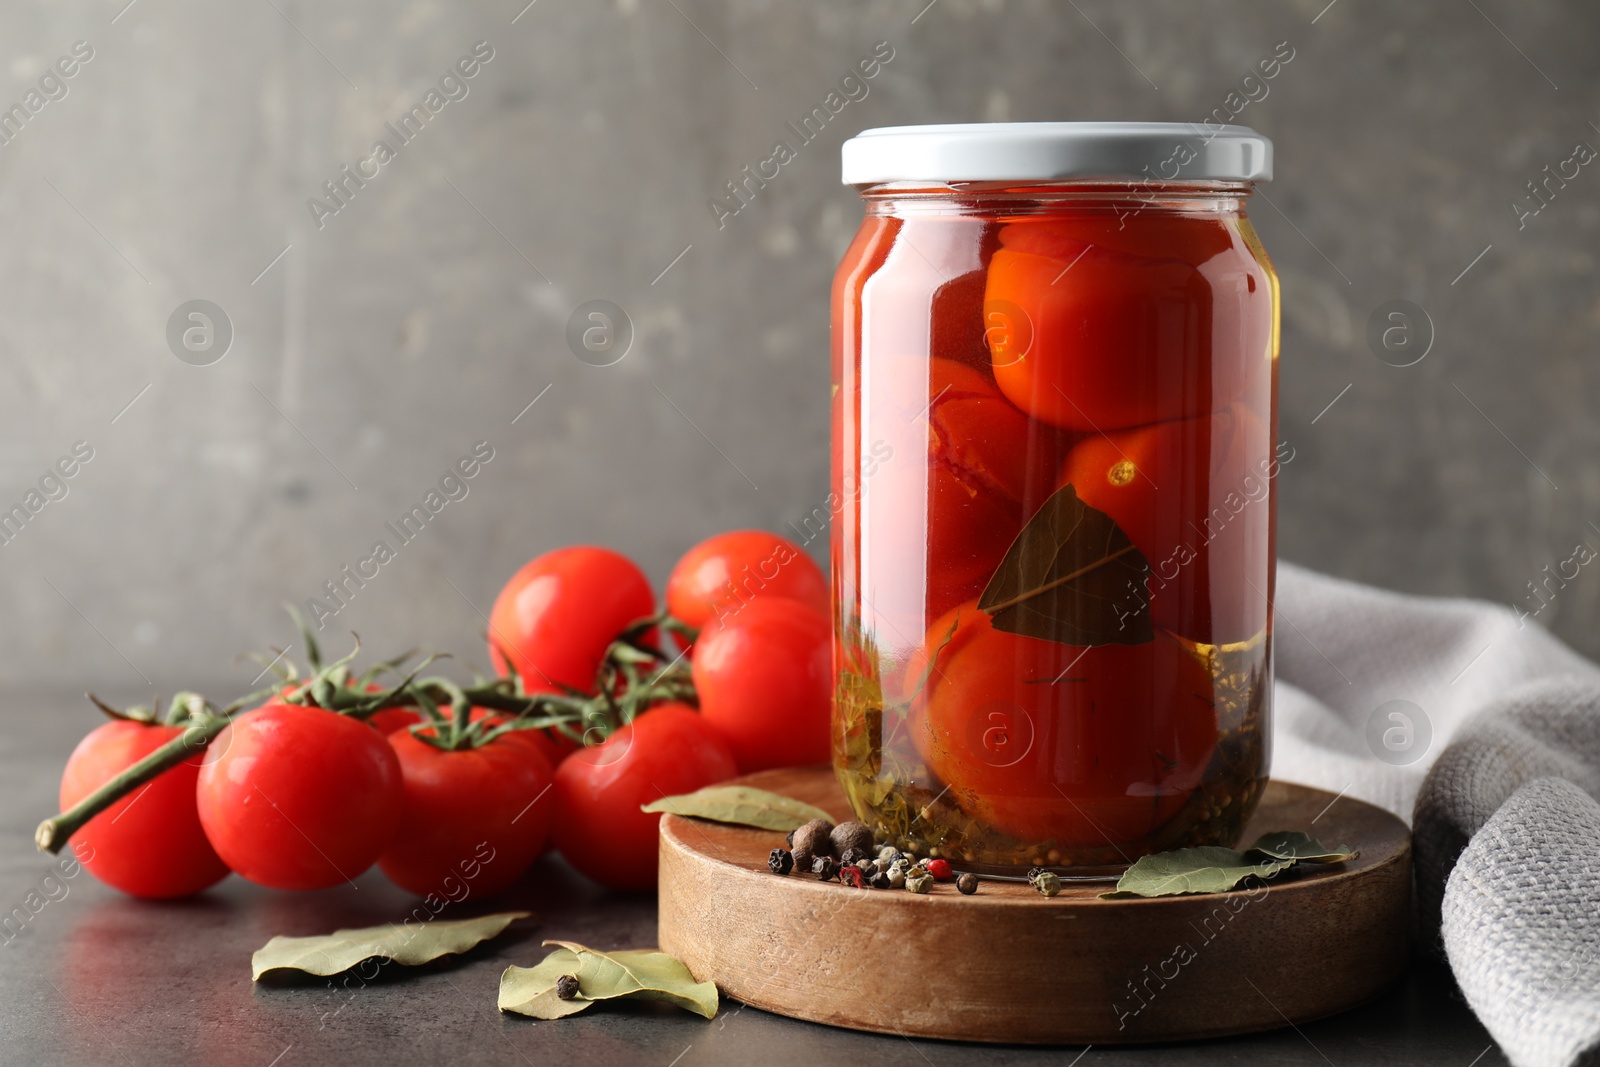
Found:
[905,869,934,894]
[956,872,979,895]
[1033,871,1062,897]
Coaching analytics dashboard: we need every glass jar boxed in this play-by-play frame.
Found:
[830,123,1279,874]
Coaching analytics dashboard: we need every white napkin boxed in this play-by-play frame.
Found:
[1274,562,1600,1067]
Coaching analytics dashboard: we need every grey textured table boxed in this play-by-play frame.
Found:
[0,701,1507,1066]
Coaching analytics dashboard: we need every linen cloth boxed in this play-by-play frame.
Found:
[1274,562,1600,1067]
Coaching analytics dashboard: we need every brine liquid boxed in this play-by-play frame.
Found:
[830,188,1278,872]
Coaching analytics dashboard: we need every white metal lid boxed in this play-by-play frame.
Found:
[840,122,1272,186]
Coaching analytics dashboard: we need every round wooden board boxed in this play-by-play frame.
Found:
[658,767,1410,1044]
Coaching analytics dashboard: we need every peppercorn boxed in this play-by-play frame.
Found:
[876,844,899,863]
[868,870,892,890]
[1026,866,1049,884]
[830,821,874,857]
[956,872,979,895]
[838,865,868,888]
[839,846,868,867]
[792,818,834,860]
[926,858,954,882]
[1033,871,1062,897]
[791,844,814,874]
[904,869,933,894]
[887,867,907,888]
[768,848,794,875]
[873,856,893,874]
[811,855,839,881]
[555,974,580,1000]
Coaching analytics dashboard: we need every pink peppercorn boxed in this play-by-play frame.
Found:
[926,858,954,882]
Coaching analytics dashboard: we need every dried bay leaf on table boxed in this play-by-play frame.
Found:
[496,946,594,1019]
[978,483,1154,646]
[1101,847,1293,899]
[1247,830,1357,863]
[641,784,832,831]
[499,942,718,1020]
[251,911,531,980]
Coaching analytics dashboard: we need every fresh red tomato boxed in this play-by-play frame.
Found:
[1059,403,1271,645]
[196,703,402,890]
[551,703,737,891]
[489,546,656,695]
[860,358,1066,636]
[58,721,230,899]
[908,603,1217,848]
[378,728,554,898]
[692,598,832,773]
[666,531,828,638]
[983,214,1269,431]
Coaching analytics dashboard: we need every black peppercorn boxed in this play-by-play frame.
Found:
[956,872,979,895]
[812,855,839,881]
[555,974,580,1000]
[830,821,874,857]
[792,819,834,861]
[868,870,892,890]
[1026,866,1049,884]
[839,846,868,867]
[768,848,794,875]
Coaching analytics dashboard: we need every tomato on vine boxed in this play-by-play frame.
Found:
[692,598,832,773]
[196,702,402,891]
[58,720,231,899]
[552,703,736,892]
[666,530,828,640]
[489,546,657,695]
[378,723,555,899]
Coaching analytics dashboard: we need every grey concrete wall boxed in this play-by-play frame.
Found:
[0,0,1596,702]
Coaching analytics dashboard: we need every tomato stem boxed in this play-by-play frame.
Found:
[35,712,231,854]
